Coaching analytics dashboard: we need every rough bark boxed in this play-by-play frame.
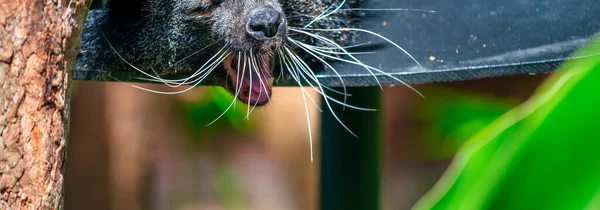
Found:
[0,0,90,209]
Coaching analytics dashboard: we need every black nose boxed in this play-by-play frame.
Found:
[246,6,286,40]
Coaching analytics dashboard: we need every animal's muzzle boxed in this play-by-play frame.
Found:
[246,6,287,40]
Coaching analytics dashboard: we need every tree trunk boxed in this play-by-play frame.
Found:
[0,0,90,209]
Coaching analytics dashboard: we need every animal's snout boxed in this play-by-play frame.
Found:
[246,6,286,40]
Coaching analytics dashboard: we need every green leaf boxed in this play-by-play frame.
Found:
[208,87,254,134]
[418,87,515,160]
[213,160,248,210]
[179,87,254,144]
[413,38,600,209]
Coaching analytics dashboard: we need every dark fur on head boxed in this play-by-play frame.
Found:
[92,0,364,105]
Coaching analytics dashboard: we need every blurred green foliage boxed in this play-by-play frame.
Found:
[179,87,254,144]
[414,38,600,209]
[418,87,517,160]
[213,160,248,210]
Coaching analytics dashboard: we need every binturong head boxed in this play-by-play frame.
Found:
[206,1,288,106]
[96,0,361,106]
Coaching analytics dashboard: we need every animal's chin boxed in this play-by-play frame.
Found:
[223,54,274,106]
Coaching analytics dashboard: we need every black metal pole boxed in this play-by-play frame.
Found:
[320,87,382,210]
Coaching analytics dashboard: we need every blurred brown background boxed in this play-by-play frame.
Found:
[65,73,545,210]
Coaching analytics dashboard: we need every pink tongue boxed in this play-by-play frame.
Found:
[224,55,272,105]
[245,57,271,104]
[249,67,269,93]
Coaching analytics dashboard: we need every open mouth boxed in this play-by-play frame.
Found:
[223,54,274,106]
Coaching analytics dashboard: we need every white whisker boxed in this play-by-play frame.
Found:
[299,76,314,163]
[245,50,252,120]
[309,48,376,55]
[276,51,286,82]
[338,8,437,13]
[284,46,375,111]
[170,40,220,68]
[278,49,316,162]
[104,31,231,89]
[291,41,424,97]
[307,42,374,50]
[247,51,266,116]
[136,46,229,87]
[256,54,272,102]
[233,52,244,109]
[206,51,246,126]
[286,40,349,106]
[283,46,358,137]
[280,49,324,112]
[289,28,384,89]
[304,0,347,28]
[131,51,230,95]
[293,27,424,70]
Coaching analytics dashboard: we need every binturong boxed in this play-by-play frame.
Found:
[90,0,371,106]
[86,0,428,161]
